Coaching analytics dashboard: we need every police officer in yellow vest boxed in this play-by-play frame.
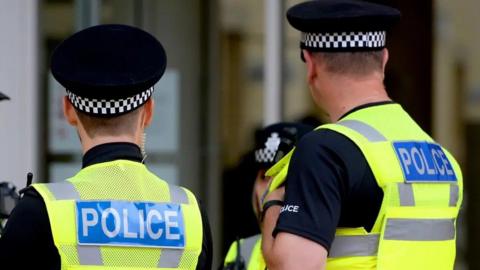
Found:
[260,1,463,270]
[223,123,313,270]
[0,24,212,269]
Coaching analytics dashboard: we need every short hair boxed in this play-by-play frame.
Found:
[75,107,142,138]
[313,50,384,77]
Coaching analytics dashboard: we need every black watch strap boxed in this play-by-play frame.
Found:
[260,200,284,222]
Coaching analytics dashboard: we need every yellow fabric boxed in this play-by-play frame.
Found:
[264,149,293,199]
[376,207,458,270]
[264,104,462,269]
[224,236,266,270]
[33,160,203,270]
[223,241,238,265]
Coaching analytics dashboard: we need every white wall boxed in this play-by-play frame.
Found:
[0,1,39,190]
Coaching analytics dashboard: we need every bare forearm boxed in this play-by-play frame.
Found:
[261,204,284,269]
[260,186,325,269]
[261,206,328,270]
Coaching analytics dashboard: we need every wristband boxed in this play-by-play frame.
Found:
[260,200,284,222]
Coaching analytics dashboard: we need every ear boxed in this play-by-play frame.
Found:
[303,50,317,85]
[63,96,78,126]
[142,98,155,128]
[382,48,389,71]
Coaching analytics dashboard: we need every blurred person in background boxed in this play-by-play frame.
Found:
[260,1,463,270]
[0,91,18,236]
[0,25,212,269]
[223,122,313,270]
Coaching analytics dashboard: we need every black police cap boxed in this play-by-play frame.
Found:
[0,92,9,101]
[51,24,166,117]
[254,122,314,169]
[287,0,400,53]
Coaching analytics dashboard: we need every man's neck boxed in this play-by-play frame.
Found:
[81,135,139,155]
[320,73,390,122]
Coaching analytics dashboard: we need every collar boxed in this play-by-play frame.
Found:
[82,142,143,168]
[338,100,395,120]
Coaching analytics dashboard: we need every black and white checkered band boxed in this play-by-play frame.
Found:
[66,87,154,116]
[301,31,386,51]
[255,147,277,164]
[255,132,281,164]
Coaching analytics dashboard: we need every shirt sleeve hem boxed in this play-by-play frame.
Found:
[273,225,331,251]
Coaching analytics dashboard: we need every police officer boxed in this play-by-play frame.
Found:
[260,1,463,270]
[223,123,313,270]
[0,24,212,269]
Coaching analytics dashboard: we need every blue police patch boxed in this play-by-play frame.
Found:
[76,201,185,248]
[393,141,457,183]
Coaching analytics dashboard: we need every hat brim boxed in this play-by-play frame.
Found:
[0,92,10,101]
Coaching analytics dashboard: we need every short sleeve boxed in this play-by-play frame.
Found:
[273,130,352,250]
[0,188,60,268]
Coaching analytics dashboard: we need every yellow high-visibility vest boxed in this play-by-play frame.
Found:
[223,234,265,270]
[265,104,463,270]
[33,160,203,270]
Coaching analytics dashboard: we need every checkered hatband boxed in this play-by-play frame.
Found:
[255,132,281,164]
[255,147,277,164]
[301,31,386,51]
[66,87,154,116]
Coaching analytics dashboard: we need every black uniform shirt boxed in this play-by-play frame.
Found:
[273,102,392,250]
[0,142,213,270]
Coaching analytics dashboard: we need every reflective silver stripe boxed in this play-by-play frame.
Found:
[46,182,80,200]
[329,234,379,258]
[77,246,103,265]
[241,235,261,264]
[169,185,189,204]
[384,218,455,241]
[449,184,459,207]
[337,120,387,142]
[398,183,415,206]
[158,249,183,268]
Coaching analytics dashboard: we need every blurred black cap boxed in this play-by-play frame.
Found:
[254,122,314,169]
